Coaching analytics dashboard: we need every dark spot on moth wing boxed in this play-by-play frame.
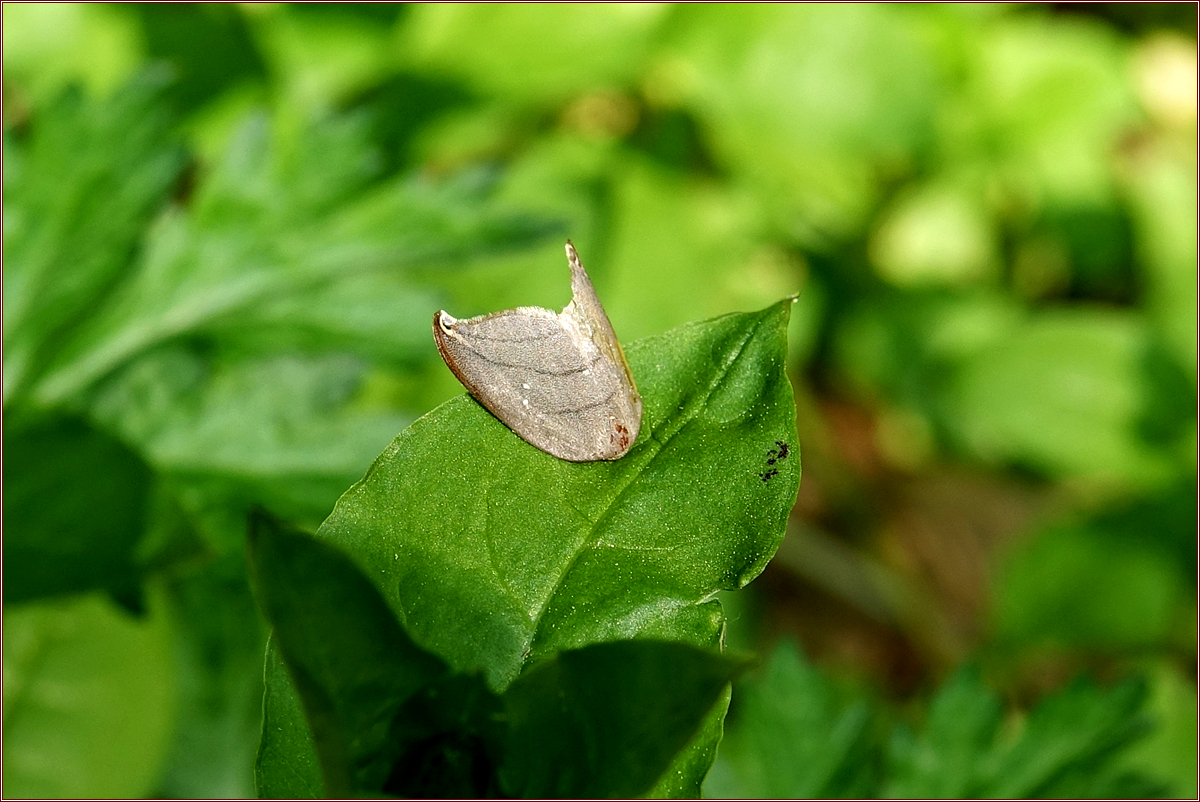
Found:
[758,468,779,482]
[612,422,632,451]
[775,441,790,460]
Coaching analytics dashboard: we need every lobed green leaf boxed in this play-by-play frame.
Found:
[716,640,1172,799]
[706,640,876,798]
[3,72,185,404]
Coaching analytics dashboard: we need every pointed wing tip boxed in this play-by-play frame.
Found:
[565,240,581,267]
[564,240,592,295]
[432,311,458,345]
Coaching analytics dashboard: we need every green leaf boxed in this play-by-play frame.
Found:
[1120,662,1199,799]
[666,3,937,241]
[2,3,145,104]
[2,413,154,604]
[24,105,557,408]
[601,155,791,343]
[945,309,1177,486]
[706,640,876,798]
[247,511,449,797]
[2,591,177,798]
[647,687,732,798]
[1125,142,1198,377]
[885,669,1169,799]
[249,300,797,797]
[317,299,798,691]
[257,643,323,799]
[400,4,668,103]
[154,555,267,798]
[986,677,1162,798]
[205,273,445,368]
[1089,478,1199,591]
[971,16,1135,207]
[132,4,268,114]
[993,522,1184,648]
[712,641,1171,799]
[3,71,185,403]
[90,350,411,550]
[500,640,751,798]
[884,668,1003,798]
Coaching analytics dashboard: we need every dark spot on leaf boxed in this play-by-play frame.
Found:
[758,468,778,482]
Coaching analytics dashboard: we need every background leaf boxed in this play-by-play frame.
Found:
[3,414,154,605]
[26,111,557,408]
[993,522,1183,649]
[3,72,184,403]
[944,310,1183,486]
[247,511,448,796]
[4,4,1194,797]
[155,555,267,798]
[986,678,1163,798]
[884,668,1003,798]
[2,592,177,798]
[500,640,751,798]
[710,641,1170,799]
[705,640,876,799]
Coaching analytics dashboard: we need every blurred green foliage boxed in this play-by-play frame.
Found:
[3,3,1195,798]
[707,641,1171,799]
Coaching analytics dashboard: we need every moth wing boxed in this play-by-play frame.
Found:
[432,242,642,462]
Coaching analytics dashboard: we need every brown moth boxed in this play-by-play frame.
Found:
[433,241,642,462]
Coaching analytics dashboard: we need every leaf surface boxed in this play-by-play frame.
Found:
[318,299,799,690]
[2,592,176,798]
[2,73,185,403]
[24,109,555,407]
[247,512,448,796]
[2,414,154,605]
[256,300,799,795]
[714,640,1170,799]
[500,640,751,798]
[706,640,876,799]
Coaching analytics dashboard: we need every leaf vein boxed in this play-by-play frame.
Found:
[520,313,769,661]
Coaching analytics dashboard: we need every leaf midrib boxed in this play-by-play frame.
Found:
[519,309,772,664]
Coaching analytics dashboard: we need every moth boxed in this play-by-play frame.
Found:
[433,241,642,462]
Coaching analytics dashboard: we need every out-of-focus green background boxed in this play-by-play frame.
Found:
[3,3,1195,798]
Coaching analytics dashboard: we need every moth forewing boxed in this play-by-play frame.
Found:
[432,242,642,462]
